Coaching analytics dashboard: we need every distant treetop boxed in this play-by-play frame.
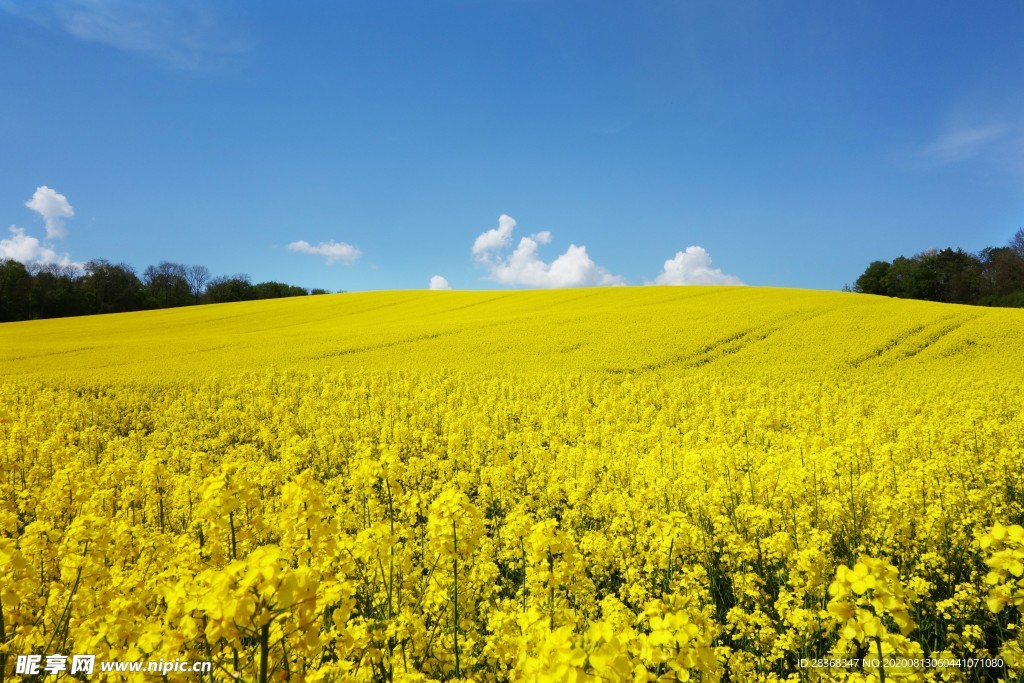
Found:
[853,228,1024,308]
[0,259,325,322]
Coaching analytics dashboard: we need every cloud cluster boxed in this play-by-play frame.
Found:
[1,186,80,268]
[653,246,742,285]
[0,226,78,267]
[2,189,745,291]
[472,214,625,288]
[25,185,74,239]
[287,239,361,265]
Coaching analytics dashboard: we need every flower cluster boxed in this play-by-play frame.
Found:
[1,288,1023,680]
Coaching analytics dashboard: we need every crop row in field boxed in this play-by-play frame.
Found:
[2,288,1022,382]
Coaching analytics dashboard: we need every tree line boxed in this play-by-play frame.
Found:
[852,228,1024,307]
[0,259,331,322]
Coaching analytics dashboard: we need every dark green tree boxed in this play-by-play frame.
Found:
[143,261,192,309]
[931,248,983,303]
[854,230,1024,308]
[980,246,1024,295]
[0,259,33,321]
[853,261,891,295]
[81,259,144,314]
[28,263,80,318]
[204,274,255,303]
[881,256,917,298]
[252,281,308,299]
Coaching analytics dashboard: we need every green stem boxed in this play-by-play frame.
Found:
[259,621,270,683]
[229,511,237,561]
[0,599,6,683]
[875,637,886,683]
[452,518,461,679]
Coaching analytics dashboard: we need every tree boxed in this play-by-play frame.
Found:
[251,281,308,299]
[854,261,891,295]
[185,264,211,303]
[204,275,254,303]
[0,259,33,321]
[143,262,192,309]
[882,256,917,298]
[931,248,983,304]
[906,250,945,301]
[28,262,80,319]
[81,259,144,314]
[852,230,1024,308]
[980,246,1024,299]
[0,257,318,321]
[1010,227,1024,259]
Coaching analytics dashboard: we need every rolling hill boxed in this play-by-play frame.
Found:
[2,286,1021,382]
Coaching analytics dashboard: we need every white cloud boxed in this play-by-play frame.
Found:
[25,185,74,239]
[471,215,624,288]
[472,213,517,258]
[653,246,742,286]
[916,123,1010,166]
[0,0,248,69]
[2,185,81,268]
[287,239,361,265]
[0,226,81,268]
[429,275,451,290]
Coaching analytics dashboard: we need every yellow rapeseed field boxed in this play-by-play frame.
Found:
[1,287,1023,681]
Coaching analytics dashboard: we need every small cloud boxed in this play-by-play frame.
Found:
[25,185,74,239]
[287,239,361,265]
[0,0,248,69]
[0,225,81,268]
[914,123,1010,166]
[429,275,451,290]
[653,246,742,286]
[472,215,624,288]
[472,213,516,257]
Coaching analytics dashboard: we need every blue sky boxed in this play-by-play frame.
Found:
[2,1,1023,292]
